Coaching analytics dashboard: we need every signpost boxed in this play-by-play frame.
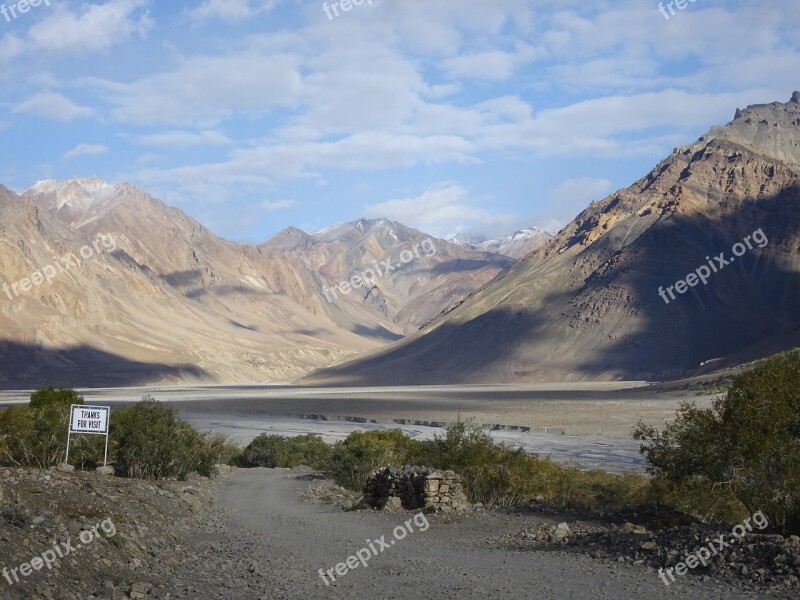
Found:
[65,405,111,466]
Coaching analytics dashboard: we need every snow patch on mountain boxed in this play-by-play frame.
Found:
[450,227,553,258]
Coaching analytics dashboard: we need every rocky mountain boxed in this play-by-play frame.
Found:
[0,182,511,387]
[261,218,513,333]
[450,227,553,259]
[303,92,800,385]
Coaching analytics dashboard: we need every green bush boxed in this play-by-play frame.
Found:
[240,433,332,469]
[320,420,650,509]
[328,430,418,490]
[634,350,800,534]
[0,389,240,478]
[29,387,83,409]
[418,420,647,509]
[110,396,231,480]
[0,388,100,468]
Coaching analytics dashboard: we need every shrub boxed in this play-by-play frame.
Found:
[29,387,83,409]
[240,433,332,469]
[110,396,230,479]
[328,430,418,490]
[634,350,800,534]
[0,388,100,468]
[323,420,649,510]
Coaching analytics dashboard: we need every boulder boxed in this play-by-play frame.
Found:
[383,497,403,512]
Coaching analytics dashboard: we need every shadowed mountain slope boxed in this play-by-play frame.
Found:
[303,93,800,385]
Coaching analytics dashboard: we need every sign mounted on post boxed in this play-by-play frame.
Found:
[66,405,111,466]
[70,405,109,434]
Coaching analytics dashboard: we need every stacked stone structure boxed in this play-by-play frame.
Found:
[362,466,469,511]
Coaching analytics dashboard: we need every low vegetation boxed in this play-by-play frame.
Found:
[239,433,332,469]
[111,397,237,479]
[243,421,650,510]
[0,387,100,469]
[0,389,238,479]
[635,350,800,535]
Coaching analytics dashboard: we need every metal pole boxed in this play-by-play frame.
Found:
[103,431,109,466]
[64,404,74,464]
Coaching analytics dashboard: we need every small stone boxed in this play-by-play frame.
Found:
[623,522,648,534]
[96,465,115,476]
[131,582,151,595]
[553,523,571,540]
[182,492,202,511]
[56,463,74,473]
[641,541,658,552]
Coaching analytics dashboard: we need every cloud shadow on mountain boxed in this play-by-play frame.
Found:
[0,341,210,389]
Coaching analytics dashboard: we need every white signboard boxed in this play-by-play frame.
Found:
[66,404,111,466]
[70,405,109,434]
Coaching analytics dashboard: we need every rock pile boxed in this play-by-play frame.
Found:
[502,520,800,594]
[362,466,470,511]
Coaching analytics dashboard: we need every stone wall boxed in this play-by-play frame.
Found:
[362,466,470,511]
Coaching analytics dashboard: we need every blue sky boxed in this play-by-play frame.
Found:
[1,0,798,243]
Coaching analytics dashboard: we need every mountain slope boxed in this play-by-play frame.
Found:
[2,182,376,387]
[303,92,800,385]
[1,182,513,387]
[261,218,513,333]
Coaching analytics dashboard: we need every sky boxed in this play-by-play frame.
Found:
[0,0,798,243]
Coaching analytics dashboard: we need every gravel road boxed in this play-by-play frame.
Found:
[216,468,762,600]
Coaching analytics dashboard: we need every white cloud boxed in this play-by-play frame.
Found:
[14,92,94,121]
[26,0,153,55]
[442,44,539,81]
[93,50,303,125]
[187,0,280,24]
[261,199,296,211]
[135,129,233,148]
[364,183,519,239]
[64,143,109,159]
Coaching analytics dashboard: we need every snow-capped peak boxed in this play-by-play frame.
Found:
[24,177,123,221]
[27,176,110,197]
[450,226,553,259]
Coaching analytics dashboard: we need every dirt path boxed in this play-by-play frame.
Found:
[217,468,760,600]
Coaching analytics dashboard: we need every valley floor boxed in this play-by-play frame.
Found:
[0,382,719,474]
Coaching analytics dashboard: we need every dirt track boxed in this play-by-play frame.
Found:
[216,468,763,600]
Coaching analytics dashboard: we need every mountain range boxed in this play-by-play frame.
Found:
[0,183,514,387]
[3,92,799,388]
[304,92,800,385]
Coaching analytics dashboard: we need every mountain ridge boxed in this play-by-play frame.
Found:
[0,181,519,386]
[302,92,800,386]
